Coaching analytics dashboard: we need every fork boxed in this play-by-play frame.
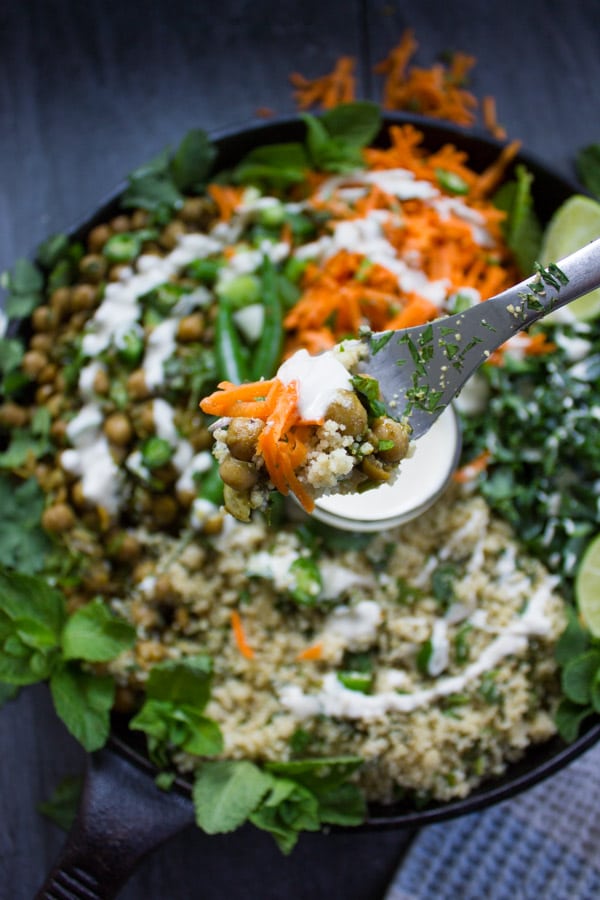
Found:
[357,238,600,438]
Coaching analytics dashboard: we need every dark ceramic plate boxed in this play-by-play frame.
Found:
[34,113,600,898]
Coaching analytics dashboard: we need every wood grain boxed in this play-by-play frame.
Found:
[1,0,600,897]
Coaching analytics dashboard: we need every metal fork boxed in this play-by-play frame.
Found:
[357,238,600,438]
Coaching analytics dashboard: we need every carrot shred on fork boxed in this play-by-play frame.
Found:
[297,642,324,661]
[453,450,491,484]
[231,610,255,660]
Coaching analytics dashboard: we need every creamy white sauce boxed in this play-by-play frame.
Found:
[176,450,213,494]
[276,348,352,421]
[428,619,449,676]
[61,404,122,514]
[323,600,382,646]
[318,561,375,601]
[246,548,302,591]
[142,319,178,389]
[279,576,558,720]
[78,361,106,400]
[190,497,219,530]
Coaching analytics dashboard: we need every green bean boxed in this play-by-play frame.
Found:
[140,437,173,469]
[215,300,249,384]
[249,257,283,380]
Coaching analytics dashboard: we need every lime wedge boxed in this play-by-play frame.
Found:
[539,195,600,322]
[576,533,600,637]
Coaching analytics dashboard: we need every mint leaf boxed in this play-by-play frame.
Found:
[0,682,19,706]
[316,781,367,826]
[493,165,543,273]
[575,144,600,199]
[38,774,83,831]
[561,650,600,705]
[193,760,272,834]
[50,664,114,751]
[250,779,320,854]
[232,143,309,189]
[130,699,223,762]
[318,101,381,148]
[555,608,590,666]
[145,655,213,707]
[61,598,136,662]
[0,568,65,682]
[555,697,594,742]
[0,477,52,574]
[170,129,216,192]
[0,567,65,638]
[264,756,363,792]
[2,258,44,319]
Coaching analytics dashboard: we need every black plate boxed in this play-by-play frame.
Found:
[26,112,600,832]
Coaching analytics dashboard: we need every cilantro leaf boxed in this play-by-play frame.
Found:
[38,774,83,831]
[49,664,114,752]
[193,760,273,834]
[61,598,136,662]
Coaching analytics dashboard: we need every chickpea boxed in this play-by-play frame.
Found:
[133,560,155,584]
[87,223,112,253]
[93,368,111,395]
[38,363,58,385]
[371,417,411,464]
[225,417,264,462]
[42,502,76,532]
[83,562,112,592]
[153,575,179,604]
[219,456,259,492]
[70,480,89,509]
[30,333,53,353]
[71,283,97,312]
[110,214,131,233]
[45,394,63,417]
[177,314,204,342]
[135,401,156,436]
[21,350,48,378]
[159,220,186,250]
[150,495,179,527]
[35,384,54,405]
[189,426,212,452]
[131,209,150,229]
[104,411,133,446]
[127,369,150,400]
[79,253,107,283]
[360,456,391,482]
[0,402,28,428]
[179,197,210,224]
[109,532,141,563]
[31,306,56,333]
[326,390,368,436]
[49,287,71,316]
[50,419,68,443]
[108,264,130,282]
[136,640,167,665]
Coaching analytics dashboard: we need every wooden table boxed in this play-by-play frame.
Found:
[1,1,599,897]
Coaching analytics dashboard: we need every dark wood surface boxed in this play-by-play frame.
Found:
[1,2,599,897]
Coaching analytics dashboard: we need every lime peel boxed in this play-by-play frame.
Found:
[576,533,600,637]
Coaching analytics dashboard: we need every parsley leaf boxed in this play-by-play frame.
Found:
[493,164,543,273]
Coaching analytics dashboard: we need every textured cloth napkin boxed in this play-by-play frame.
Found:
[386,741,600,900]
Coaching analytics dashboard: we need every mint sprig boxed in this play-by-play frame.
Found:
[0,567,136,750]
[130,656,223,766]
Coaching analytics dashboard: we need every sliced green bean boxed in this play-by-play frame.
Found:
[249,257,283,380]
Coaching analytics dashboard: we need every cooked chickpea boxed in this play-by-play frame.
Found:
[42,502,76,532]
[93,368,111,395]
[30,333,53,353]
[31,306,56,333]
[371,417,411,464]
[326,390,368,436]
[360,456,391,482]
[50,419,68,443]
[79,253,108,283]
[127,369,150,400]
[35,384,54,405]
[87,223,112,253]
[71,283,97,311]
[70,480,89,509]
[225,417,264,462]
[109,532,141,563]
[131,209,150,229]
[38,363,58,385]
[160,220,186,250]
[110,214,131,233]
[0,402,28,428]
[219,457,259,492]
[22,350,48,378]
[49,287,71,316]
[177,314,204,342]
[104,412,133,446]
[150,495,179,527]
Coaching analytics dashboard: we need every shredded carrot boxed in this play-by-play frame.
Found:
[386,294,439,330]
[230,609,255,659]
[296,642,324,661]
[255,106,275,119]
[453,450,491,483]
[290,56,356,110]
[207,184,246,222]
[482,95,507,141]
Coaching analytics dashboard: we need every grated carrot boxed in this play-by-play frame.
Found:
[290,56,356,110]
[296,642,324,661]
[453,450,491,483]
[230,609,255,659]
[482,96,507,141]
[207,184,246,222]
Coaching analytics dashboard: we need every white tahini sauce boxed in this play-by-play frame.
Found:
[276,348,352,421]
[279,577,558,721]
[61,404,122,515]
